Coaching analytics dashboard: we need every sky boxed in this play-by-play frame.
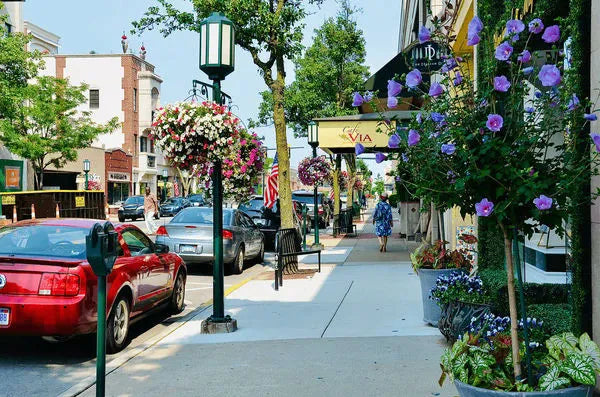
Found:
[23,0,400,178]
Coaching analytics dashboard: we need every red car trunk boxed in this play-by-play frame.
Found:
[0,257,85,296]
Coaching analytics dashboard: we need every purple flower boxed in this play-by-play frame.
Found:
[538,64,561,87]
[529,18,544,34]
[355,143,365,156]
[567,94,580,111]
[375,152,387,163]
[388,134,401,148]
[406,69,422,88]
[585,113,598,121]
[475,198,494,217]
[525,107,535,113]
[416,112,423,124]
[468,16,483,42]
[430,112,445,123]
[453,71,463,86]
[395,176,402,182]
[529,168,536,176]
[352,92,364,107]
[518,50,531,63]
[506,19,525,35]
[419,25,431,44]
[387,96,398,108]
[387,79,403,97]
[535,91,543,98]
[590,133,600,152]
[495,42,513,61]
[441,58,458,73]
[441,143,456,155]
[523,66,534,75]
[467,33,481,46]
[364,91,374,102]
[401,153,409,162]
[486,114,504,132]
[447,170,456,183]
[429,82,444,97]
[494,75,511,92]
[533,195,553,210]
[542,25,560,43]
[408,129,421,146]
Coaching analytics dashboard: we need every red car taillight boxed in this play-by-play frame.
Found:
[223,230,233,240]
[156,226,168,235]
[38,273,80,296]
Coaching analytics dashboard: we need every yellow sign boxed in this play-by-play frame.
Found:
[75,196,85,207]
[317,120,395,149]
[5,167,20,189]
[1,195,15,205]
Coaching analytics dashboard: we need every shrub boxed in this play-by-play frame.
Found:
[528,303,573,335]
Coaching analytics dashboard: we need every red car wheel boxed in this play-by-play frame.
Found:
[106,294,130,353]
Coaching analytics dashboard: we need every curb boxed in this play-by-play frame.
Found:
[58,271,262,397]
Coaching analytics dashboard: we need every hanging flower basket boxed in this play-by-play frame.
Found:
[150,101,264,202]
[353,178,364,191]
[298,156,332,186]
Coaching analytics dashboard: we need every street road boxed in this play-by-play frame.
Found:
[0,215,272,397]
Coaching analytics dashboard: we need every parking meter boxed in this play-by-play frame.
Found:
[86,221,117,397]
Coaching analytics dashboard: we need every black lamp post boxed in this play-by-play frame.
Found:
[199,12,237,332]
[83,159,91,190]
[307,121,322,249]
[162,169,168,202]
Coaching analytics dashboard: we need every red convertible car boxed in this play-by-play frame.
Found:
[0,219,187,353]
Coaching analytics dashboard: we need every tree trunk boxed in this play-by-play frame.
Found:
[271,58,293,229]
[500,223,522,379]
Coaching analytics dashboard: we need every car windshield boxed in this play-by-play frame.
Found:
[188,195,203,202]
[292,194,322,205]
[163,198,180,205]
[0,225,89,259]
[171,208,232,225]
[124,197,141,205]
[239,199,264,212]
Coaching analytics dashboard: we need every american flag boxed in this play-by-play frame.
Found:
[264,153,279,209]
[329,189,334,201]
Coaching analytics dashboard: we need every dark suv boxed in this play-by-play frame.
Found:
[118,196,145,222]
[292,190,331,228]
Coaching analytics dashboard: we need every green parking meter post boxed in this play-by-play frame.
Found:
[302,205,307,250]
[86,222,118,397]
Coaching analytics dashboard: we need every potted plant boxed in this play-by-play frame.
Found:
[411,240,472,326]
[430,271,491,342]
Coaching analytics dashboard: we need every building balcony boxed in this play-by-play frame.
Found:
[138,152,157,170]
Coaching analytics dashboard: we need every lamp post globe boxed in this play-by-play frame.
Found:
[83,159,91,190]
[199,12,235,82]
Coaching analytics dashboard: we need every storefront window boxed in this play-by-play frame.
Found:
[108,182,130,205]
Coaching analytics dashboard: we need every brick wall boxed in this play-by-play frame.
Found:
[121,55,141,166]
[105,149,132,197]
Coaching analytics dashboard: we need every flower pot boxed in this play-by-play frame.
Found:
[454,381,593,397]
[439,300,491,342]
[418,268,466,326]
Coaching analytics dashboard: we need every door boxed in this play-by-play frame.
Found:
[121,229,169,304]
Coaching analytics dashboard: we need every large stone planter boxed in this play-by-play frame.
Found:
[438,300,491,342]
[417,268,466,326]
[454,381,593,397]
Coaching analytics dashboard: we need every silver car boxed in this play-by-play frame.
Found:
[155,207,265,274]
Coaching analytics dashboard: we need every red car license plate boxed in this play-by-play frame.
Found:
[0,308,9,326]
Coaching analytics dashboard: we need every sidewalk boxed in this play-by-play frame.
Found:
[80,209,455,397]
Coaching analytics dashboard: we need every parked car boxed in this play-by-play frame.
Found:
[292,190,331,228]
[187,194,206,207]
[155,207,264,274]
[118,195,145,222]
[0,219,187,353]
[238,196,307,250]
[160,197,191,217]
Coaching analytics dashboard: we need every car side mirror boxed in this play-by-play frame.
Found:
[155,243,169,254]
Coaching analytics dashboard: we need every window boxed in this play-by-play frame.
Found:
[121,229,153,257]
[140,136,148,153]
[147,155,156,168]
[4,23,12,36]
[89,89,99,109]
[150,139,155,153]
[133,88,137,112]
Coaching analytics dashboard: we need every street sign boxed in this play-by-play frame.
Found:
[1,195,15,205]
[75,196,85,207]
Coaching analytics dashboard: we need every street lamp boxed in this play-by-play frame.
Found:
[307,121,323,249]
[162,169,168,202]
[199,12,237,332]
[83,159,91,190]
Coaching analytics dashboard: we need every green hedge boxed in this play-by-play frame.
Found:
[528,303,573,336]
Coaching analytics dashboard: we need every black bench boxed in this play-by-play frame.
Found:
[274,228,321,290]
[333,208,357,236]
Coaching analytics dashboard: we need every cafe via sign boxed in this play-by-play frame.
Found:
[344,125,373,144]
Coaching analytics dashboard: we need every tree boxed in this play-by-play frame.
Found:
[0,76,118,189]
[357,158,372,193]
[132,0,324,229]
[373,175,385,197]
[255,0,369,137]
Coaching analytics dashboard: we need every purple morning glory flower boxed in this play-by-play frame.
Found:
[486,114,504,132]
[590,133,600,152]
[475,198,494,217]
[407,129,421,146]
[535,91,543,98]
[495,42,514,61]
[429,82,444,97]
[468,16,483,42]
[529,18,544,34]
[567,94,580,111]
[355,143,365,156]
[441,58,458,73]
[538,64,561,87]
[352,92,364,107]
[388,134,401,148]
[419,25,431,44]
[387,79,403,97]
[401,153,409,162]
[542,25,560,43]
[416,113,423,124]
[494,75,511,92]
[533,195,553,210]
[447,170,456,183]
[441,143,456,155]
[523,66,534,75]
[430,112,445,123]
[364,91,374,102]
[585,114,598,121]
[454,71,463,85]
[375,152,387,163]
[387,96,398,108]
[529,168,536,176]
[506,19,525,35]
[406,69,422,88]
[395,176,402,182]
[525,107,535,113]
[467,33,481,46]
[518,50,531,63]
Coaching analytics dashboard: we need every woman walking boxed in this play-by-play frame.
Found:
[373,192,393,252]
